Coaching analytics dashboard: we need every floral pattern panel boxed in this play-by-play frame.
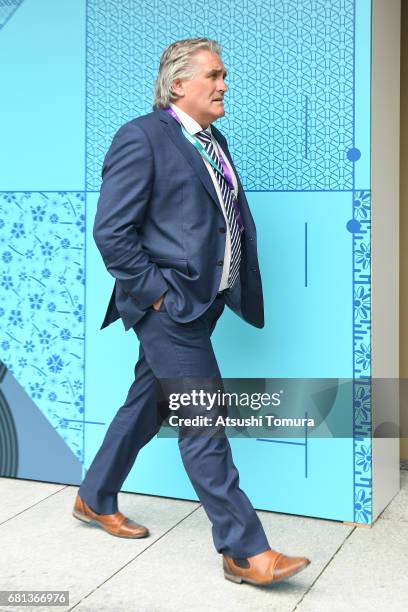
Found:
[352,189,372,523]
[0,192,85,461]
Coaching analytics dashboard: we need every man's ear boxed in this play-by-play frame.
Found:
[171,78,185,98]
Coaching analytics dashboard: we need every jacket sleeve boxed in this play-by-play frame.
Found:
[93,121,169,310]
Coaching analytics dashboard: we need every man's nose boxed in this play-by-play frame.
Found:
[218,79,227,92]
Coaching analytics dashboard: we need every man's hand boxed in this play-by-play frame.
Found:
[152,294,165,311]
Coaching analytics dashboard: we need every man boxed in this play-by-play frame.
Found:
[73,38,310,586]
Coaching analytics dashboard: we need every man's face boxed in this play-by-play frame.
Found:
[172,50,228,127]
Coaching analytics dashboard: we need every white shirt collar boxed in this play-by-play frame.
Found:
[169,103,212,136]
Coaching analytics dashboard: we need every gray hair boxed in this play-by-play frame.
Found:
[153,38,222,109]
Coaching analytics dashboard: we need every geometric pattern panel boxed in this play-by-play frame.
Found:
[87,0,354,191]
[0,192,85,461]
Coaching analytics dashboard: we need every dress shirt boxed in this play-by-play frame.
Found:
[169,103,238,291]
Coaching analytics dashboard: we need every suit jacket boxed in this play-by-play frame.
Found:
[93,108,264,331]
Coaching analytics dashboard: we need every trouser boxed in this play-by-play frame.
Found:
[78,293,270,557]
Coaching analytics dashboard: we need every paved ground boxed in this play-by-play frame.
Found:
[0,470,407,612]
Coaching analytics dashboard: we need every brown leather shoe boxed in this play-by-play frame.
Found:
[223,549,310,586]
[72,494,149,539]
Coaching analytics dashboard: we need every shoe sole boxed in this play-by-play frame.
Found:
[224,560,310,586]
[72,510,149,539]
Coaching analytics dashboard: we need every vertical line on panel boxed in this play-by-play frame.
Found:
[82,0,88,477]
[304,222,308,287]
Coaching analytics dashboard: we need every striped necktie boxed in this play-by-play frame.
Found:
[196,129,241,289]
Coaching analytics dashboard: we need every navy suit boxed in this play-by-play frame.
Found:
[94,109,264,331]
[78,108,270,558]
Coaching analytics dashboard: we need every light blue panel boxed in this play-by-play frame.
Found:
[85,190,354,393]
[122,437,354,523]
[85,188,356,519]
[214,192,353,378]
[233,438,354,521]
[122,436,354,521]
[0,0,85,190]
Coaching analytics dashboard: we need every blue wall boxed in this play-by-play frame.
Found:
[0,0,372,523]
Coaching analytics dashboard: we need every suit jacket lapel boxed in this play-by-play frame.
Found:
[158,109,222,212]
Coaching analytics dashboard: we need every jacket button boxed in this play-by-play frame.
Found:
[217,259,224,266]
[219,227,226,233]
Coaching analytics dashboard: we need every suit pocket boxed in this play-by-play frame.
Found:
[149,257,189,275]
[150,297,167,313]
